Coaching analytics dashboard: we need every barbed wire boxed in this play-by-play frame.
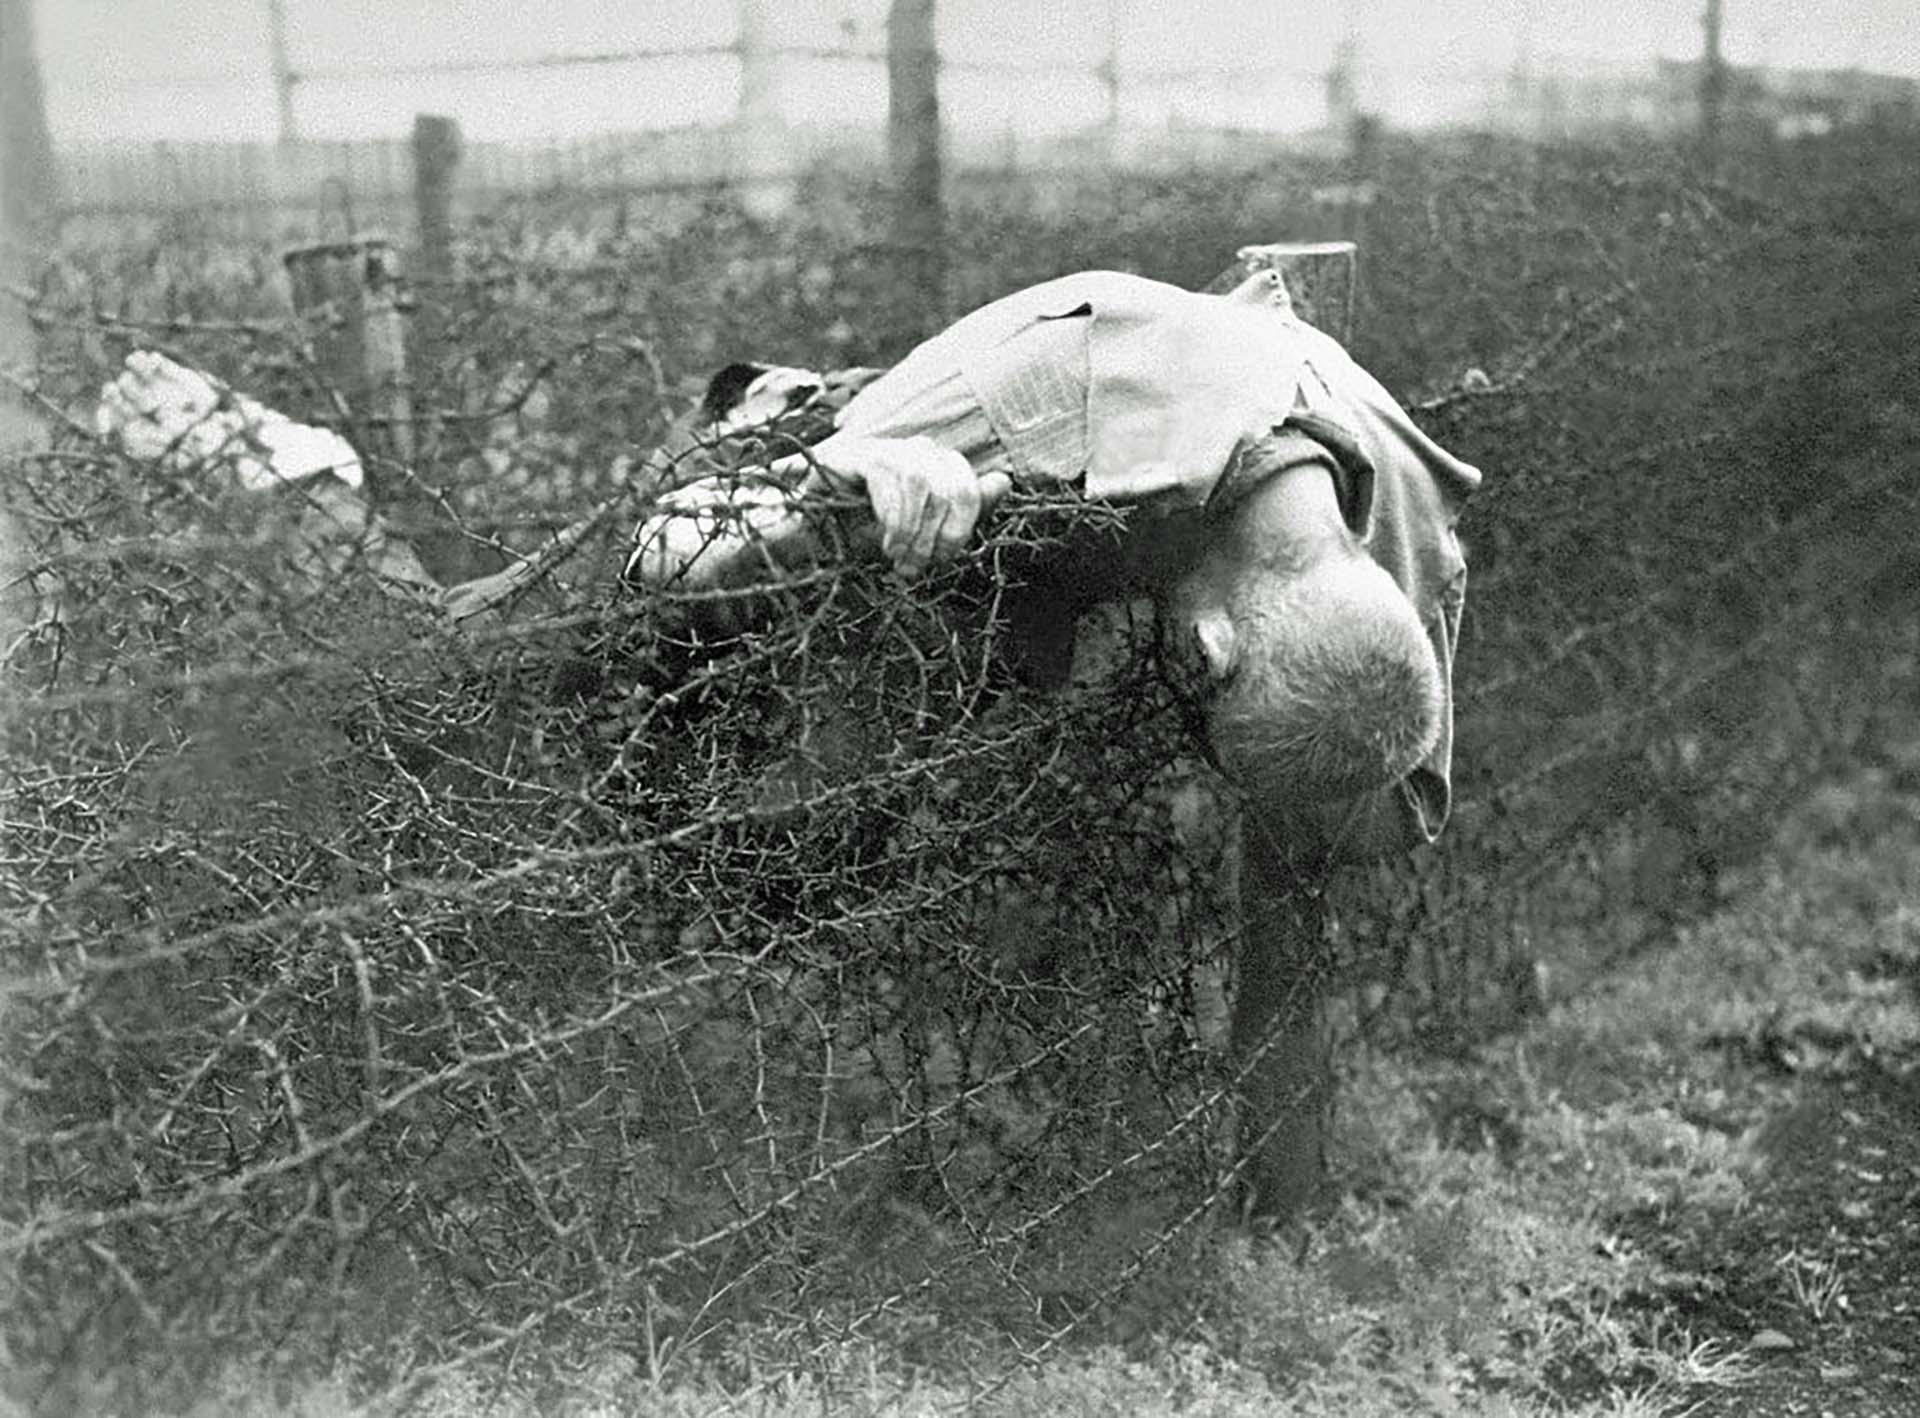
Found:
[6,131,1919,1413]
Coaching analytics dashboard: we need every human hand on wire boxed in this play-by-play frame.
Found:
[626,434,1011,588]
[796,432,1012,580]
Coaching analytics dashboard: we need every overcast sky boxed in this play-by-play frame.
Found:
[35,0,1920,144]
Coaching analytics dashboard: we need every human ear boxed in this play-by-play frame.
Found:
[1193,608,1239,683]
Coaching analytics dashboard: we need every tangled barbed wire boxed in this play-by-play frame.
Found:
[4,130,1918,1412]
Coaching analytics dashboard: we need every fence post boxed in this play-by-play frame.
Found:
[282,237,416,501]
[1,0,59,653]
[1098,0,1123,166]
[266,0,299,146]
[736,0,793,218]
[412,115,461,277]
[1699,0,1727,171]
[886,0,945,346]
[1,0,56,249]
[411,114,461,365]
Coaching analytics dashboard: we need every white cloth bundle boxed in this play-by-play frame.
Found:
[96,350,365,492]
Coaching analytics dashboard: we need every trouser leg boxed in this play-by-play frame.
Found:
[1230,825,1334,1224]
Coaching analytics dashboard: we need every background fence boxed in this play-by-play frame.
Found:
[43,0,1893,235]
[3,118,1918,1413]
[49,121,1322,238]
[46,0,1352,231]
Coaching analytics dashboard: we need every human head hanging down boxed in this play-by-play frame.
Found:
[94,265,1473,852]
[1165,450,1444,828]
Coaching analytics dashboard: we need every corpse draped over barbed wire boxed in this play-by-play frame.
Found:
[84,252,1481,1223]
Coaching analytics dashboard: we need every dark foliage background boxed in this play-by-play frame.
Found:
[3,128,1917,1411]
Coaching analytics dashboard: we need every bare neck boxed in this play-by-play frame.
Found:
[1229,461,1352,566]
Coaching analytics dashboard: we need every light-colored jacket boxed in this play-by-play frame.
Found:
[844,270,1310,501]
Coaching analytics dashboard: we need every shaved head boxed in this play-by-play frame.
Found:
[1164,460,1442,814]
[1203,553,1441,807]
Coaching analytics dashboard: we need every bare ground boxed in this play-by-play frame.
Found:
[1635,1051,1920,1416]
[1609,768,1920,1417]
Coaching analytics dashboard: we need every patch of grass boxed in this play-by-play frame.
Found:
[1771,1245,1850,1325]
[1533,794,1920,1119]
[165,1036,1763,1416]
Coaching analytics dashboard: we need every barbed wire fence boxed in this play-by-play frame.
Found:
[3,127,1918,1413]
[48,0,1734,240]
[52,10,1340,238]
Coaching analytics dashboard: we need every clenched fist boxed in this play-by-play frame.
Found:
[627,434,1010,590]
[799,433,1011,580]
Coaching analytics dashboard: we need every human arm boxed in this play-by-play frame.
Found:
[624,433,1012,590]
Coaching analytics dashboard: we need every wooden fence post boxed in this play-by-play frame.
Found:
[282,237,416,500]
[0,0,57,250]
[886,0,945,346]
[735,0,794,218]
[410,113,461,376]
[1,0,59,652]
[412,114,461,286]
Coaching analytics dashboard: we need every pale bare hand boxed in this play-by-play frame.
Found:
[801,433,1012,579]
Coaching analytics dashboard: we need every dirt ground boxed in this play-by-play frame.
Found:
[1641,1059,1920,1417]
[1605,771,1920,1418]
